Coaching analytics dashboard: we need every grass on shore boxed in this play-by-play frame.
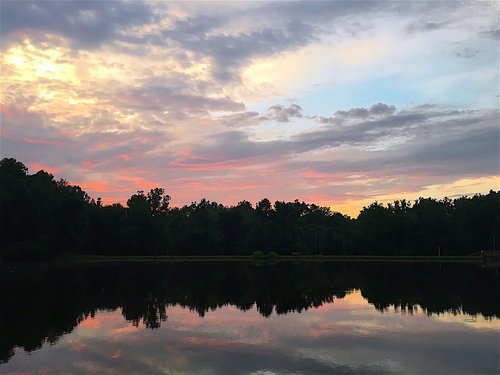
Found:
[76,254,483,263]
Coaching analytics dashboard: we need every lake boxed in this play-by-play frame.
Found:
[1,261,499,374]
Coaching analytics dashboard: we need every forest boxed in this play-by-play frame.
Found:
[1,157,498,260]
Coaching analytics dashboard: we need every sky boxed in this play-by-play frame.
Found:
[0,0,498,216]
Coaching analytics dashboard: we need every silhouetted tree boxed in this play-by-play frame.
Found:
[1,157,498,259]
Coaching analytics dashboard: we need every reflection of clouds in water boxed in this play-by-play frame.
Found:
[431,313,500,330]
[69,340,88,353]
[5,289,499,375]
[0,273,498,375]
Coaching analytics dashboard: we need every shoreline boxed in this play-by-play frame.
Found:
[74,254,483,263]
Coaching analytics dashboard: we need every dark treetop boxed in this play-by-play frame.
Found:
[1,157,499,260]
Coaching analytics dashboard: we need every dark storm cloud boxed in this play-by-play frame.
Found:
[0,0,156,48]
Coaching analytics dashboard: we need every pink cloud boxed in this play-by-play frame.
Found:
[111,325,139,335]
[10,136,67,147]
[28,163,61,175]
[117,172,160,191]
[302,169,334,183]
[81,160,100,170]
[114,154,133,161]
[169,159,257,172]
[1,103,25,120]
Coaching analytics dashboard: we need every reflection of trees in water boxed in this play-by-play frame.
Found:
[0,262,498,363]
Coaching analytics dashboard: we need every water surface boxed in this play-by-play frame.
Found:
[1,261,498,374]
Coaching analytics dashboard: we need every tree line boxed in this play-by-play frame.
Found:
[1,158,498,259]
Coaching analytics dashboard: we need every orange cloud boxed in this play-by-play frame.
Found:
[111,325,138,335]
[78,181,114,193]
[79,317,101,329]
[118,173,160,191]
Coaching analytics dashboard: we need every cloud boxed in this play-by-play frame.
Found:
[454,47,480,59]
[404,125,499,175]
[140,1,431,82]
[2,102,497,214]
[218,111,264,128]
[0,0,157,49]
[166,18,315,81]
[217,104,304,127]
[266,104,303,122]
[2,0,495,84]
[297,124,498,182]
[0,105,175,180]
[335,103,396,119]
[120,85,245,116]
[176,104,498,183]
[479,29,500,40]
[316,103,397,125]
[405,20,448,34]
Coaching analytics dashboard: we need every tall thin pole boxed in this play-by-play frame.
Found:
[314,234,317,256]
[437,243,441,269]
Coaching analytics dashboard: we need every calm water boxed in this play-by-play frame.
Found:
[1,261,499,374]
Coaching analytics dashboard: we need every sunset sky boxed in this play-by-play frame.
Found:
[1,0,498,216]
